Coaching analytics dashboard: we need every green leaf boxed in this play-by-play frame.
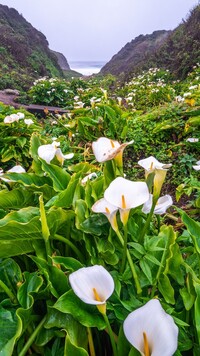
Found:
[178,209,200,253]
[0,188,33,210]
[194,281,200,344]
[52,257,83,271]
[0,207,42,258]
[41,160,71,192]
[0,300,21,356]
[158,274,175,304]
[54,290,106,329]
[139,259,152,284]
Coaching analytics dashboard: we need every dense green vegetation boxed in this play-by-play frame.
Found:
[0,3,200,355]
[0,62,199,355]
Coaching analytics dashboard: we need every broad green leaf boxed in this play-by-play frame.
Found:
[194,281,200,344]
[0,188,33,210]
[52,257,83,271]
[158,274,175,304]
[178,209,200,253]
[0,207,41,257]
[139,259,152,284]
[117,325,131,356]
[54,290,106,329]
[81,214,108,235]
[0,258,22,295]
[0,300,21,356]
[53,177,80,208]
[41,160,71,191]
[30,256,69,297]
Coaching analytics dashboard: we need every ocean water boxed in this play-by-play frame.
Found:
[69,61,106,76]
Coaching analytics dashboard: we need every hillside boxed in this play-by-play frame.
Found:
[101,4,200,80]
[101,30,170,77]
[0,5,67,90]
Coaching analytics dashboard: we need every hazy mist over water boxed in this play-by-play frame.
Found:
[69,61,106,76]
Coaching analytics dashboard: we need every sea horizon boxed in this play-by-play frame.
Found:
[69,60,107,76]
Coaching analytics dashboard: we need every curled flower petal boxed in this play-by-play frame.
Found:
[138,156,172,172]
[123,299,178,356]
[69,265,114,305]
[92,137,134,163]
[92,198,118,231]
[38,144,57,164]
[193,160,200,171]
[142,194,173,215]
[38,143,73,165]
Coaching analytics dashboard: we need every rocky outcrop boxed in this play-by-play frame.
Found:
[51,50,70,71]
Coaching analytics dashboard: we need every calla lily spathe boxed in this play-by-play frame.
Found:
[138,156,172,199]
[38,141,74,165]
[92,198,118,231]
[104,177,149,225]
[69,265,114,314]
[193,160,200,171]
[142,194,173,215]
[123,299,178,356]
[92,137,134,164]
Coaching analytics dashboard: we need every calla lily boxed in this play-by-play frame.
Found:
[123,299,178,356]
[193,160,200,171]
[92,197,119,231]
[142,194,173,215]
[24,118,34,126]
[92,137,134,165]
[138,156,172,199]
[38,141,74,165]
[4,114,20,124]
[104,177,149,225]
[186,138,199,143]
[69,265,114,314]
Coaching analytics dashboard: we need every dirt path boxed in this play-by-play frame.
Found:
[0,90,68,114]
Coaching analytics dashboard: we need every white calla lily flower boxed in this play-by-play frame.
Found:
[4,114,20,124]
[138,156,172,199]
[193,160,200,171]
[142,194,173,215]
[69,265,114,314]
[123,299,178,356]
[92,137,134,164]
[92,197,118,231]
[38,142,74,165]
[186,138,199,143]
[104,177,149,225]
[138,156,172,173]
[24,118,34,126]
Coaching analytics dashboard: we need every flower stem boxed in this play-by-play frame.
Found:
[115,230,142,294]
[139,198,157,244]
[19,316,46,356]
[0,279,17,304]
[53,234,84,262]
[87,327,96,356]
[120,224,128,274]
[103,314,118,356]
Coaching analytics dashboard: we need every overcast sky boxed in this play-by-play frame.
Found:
[0,0,199,63]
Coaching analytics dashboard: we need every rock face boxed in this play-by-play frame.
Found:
[51,50,70,71]
[100,30,170,77]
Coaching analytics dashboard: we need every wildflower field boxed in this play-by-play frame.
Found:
[0,65,200,355]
